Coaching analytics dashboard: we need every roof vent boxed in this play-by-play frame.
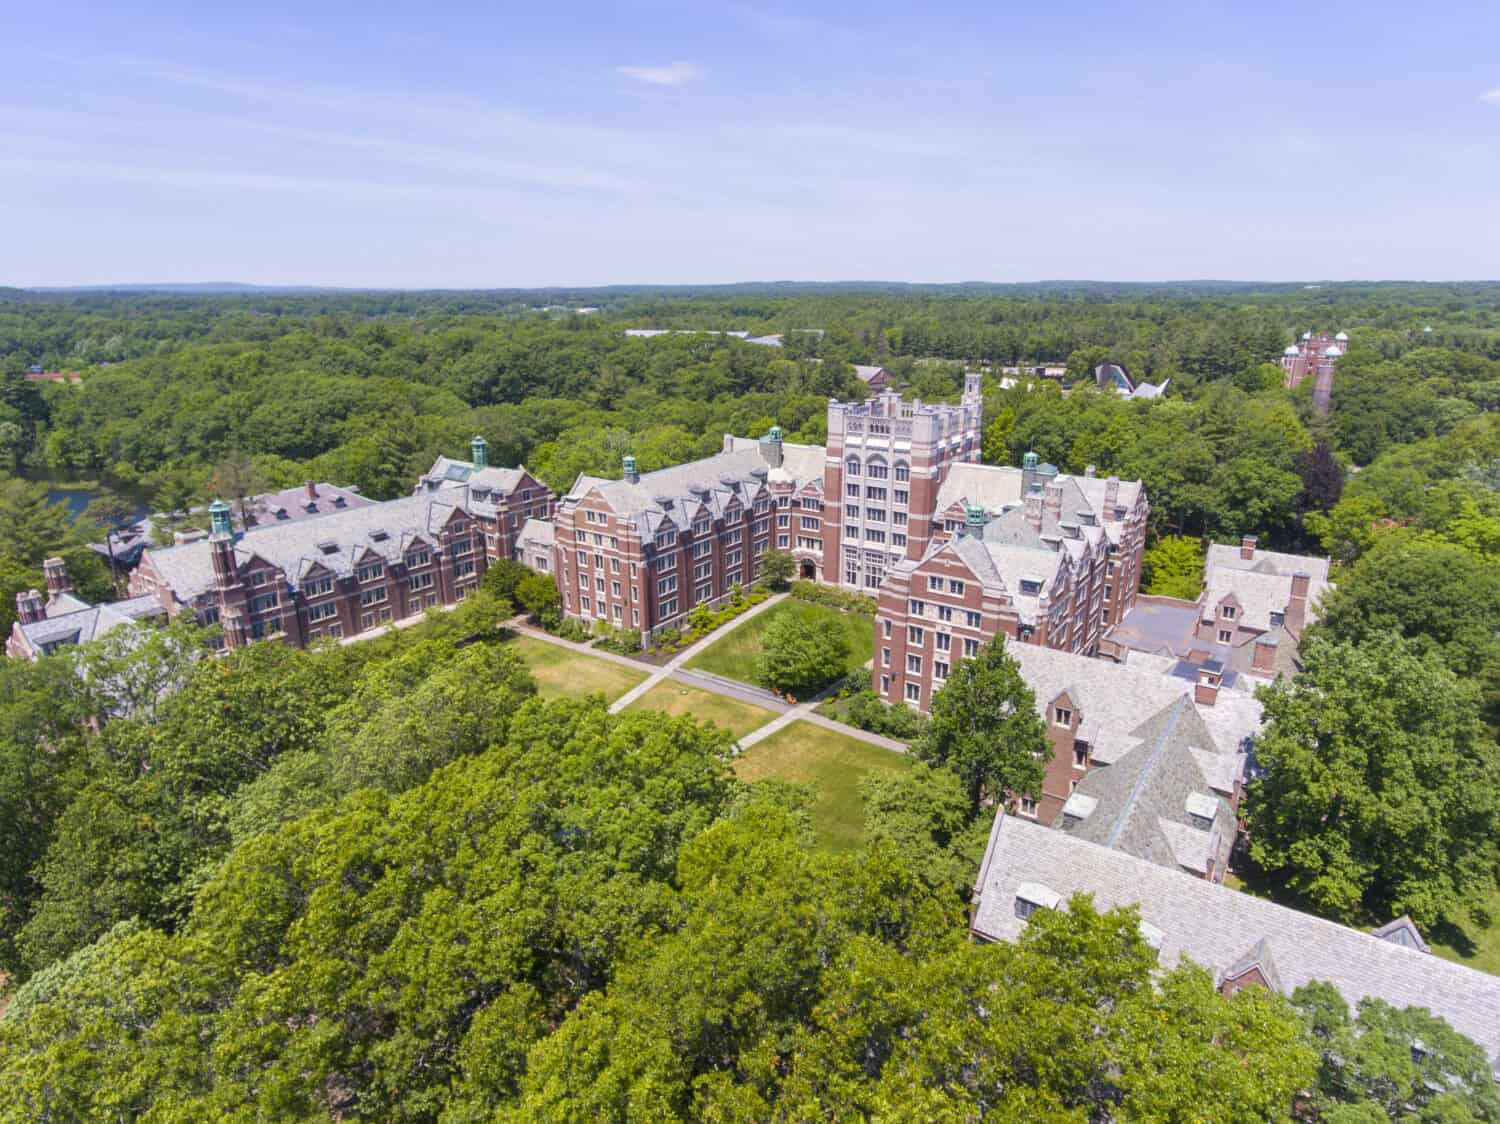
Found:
[750,466,768,480]
[688,483,709,498]
[318,541,339,556]
[1060,792,1097,823]
[1185,792,1218,828]
[718,473,739,488]
[653,494,674,510]
[371,530,389,543]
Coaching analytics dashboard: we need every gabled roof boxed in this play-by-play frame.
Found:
[1008,644,1262,766]
[15,593,163,652]
[142,493,468,601]
[1202,566,1330,633]
[1205,542,1331,583]
[971,813,1500,1075]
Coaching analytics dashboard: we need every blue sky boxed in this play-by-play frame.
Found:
[4,0,1499,286]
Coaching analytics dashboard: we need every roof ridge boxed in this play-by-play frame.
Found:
[1104,695,1192,851]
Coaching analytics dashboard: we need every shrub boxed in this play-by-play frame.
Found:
[789,580,877,615]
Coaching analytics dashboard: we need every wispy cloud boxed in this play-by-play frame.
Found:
[617,62,701,86]
[1482,87,1500,106]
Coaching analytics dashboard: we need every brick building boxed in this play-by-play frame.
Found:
[8,557,162,659]
[871,454,1150,711]
[126,437,556,652]
[1100,535,1331,679]
[551,428,825,640]
[1003,643,1261,864]
[1280,330,1345,414]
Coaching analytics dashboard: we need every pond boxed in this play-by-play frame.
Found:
[25,472,153,524]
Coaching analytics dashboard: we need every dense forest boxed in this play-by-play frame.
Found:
[2,283,1499,1119]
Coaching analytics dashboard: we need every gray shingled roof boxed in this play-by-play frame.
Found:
[516,517,554,551]
[143,493,466,601]
[16,593,163,651]
[1202,566,1330,634]
[566,439,824,540]
[1206,543,1331,583]
[1009,644,1261,766]
[1058,695,1238,876]
[971,813,1500,1075]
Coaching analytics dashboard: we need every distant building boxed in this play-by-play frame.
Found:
[852,364,892,392]
[971,812,1500,1077]
[1100,535,1331,679]
[8,557,162,659]
[1094,360,1168,400]
[1281,330,1345,414]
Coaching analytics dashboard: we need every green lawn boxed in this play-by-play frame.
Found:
[1430,888,1500,977]
[735,721,910,851]
[507,635,648,703]
[628,681,775,741]
[685,600,874,692]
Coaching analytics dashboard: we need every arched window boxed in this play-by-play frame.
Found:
[893,461,910,482]
[866,455,889,480]
[845,457,861,477]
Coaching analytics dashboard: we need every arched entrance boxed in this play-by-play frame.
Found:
[799,559,816,581]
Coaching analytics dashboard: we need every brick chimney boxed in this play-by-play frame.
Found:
[1251,633,1278,674]
[16,589,45,625]
[1287,571,1310,633]
[1104,475,1120,511]
[1194,661,1222,707]
[1240,534,1258,561]
[42,557,72,599]
[1043,482,1064,524]
[1023,492,1043,530]
[305,480,318,500]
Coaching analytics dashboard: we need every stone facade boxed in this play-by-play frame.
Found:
[822,374,984,593]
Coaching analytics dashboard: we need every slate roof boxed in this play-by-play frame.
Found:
[15,593,163,652]
[971,813,1500,1075]
[852,364,888,385]
[934,463,1145,548]
[1057,695,1238,876]
[142,493,467,602]
[1205,542,1331,584]
[1008,644,1262,766]
[1202,566,1330,633]
[566,438,825,541]
[244,482,369,525]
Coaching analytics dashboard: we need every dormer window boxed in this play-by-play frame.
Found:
[1019,579,1042,596]
[1186,793,1218,831]
[1014,881,1062,920]
[1220,605,1236,620]
[1053,706,1073,728]
[318,542,339,556]
[1269,611,1284,628]
[371,530,389,543]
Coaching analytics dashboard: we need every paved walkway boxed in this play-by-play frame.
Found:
[607,592,788,713]
[510,602,909,756]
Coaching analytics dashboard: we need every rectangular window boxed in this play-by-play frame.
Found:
[892,510,907,527]
[356,562,384,583]
[905,682,921,702]
[948,579,965,595]
[882,646,891,667]
[305,576,334,597]
[454,559,476,578]
[655,530,677,548]
[935,632,951,651]
[692,540,712,559]
[726,549,742,567]
[907,654,922,674]
[965,611,981,628]
[360,587,387,607]
[1074,745,1089,768]
[892,532,906,547]
[777,514,789,528]
[882,619,892,638]
[867,463,889,480]
[894,464,910,482]
[694,561,712,580]
[408,572,434,592]
[658,553,678,572]
[846,505,860,521]
[307,600,338,622]
[581,596,591,612]
[865,486,886,502]
[908,625,925,645]
[963,637,980,657]
[801,516,819,531]
[659,597,678,618]
[894,489,908,505]
[1218,629,1233,644]
[1054,707,1072,727]
[909,599,926,616]
[934,661,949,681]
[612,581,621,597]
[695,581,712,603]
[778,535,789,547]
[937,605,953,622]
[596,576,605,592]
[611,557,621,573]
[865,529,885,543]
[880,674,890,693]
[658,575,678,595]
[249,592,279,613]
[866,508,886,523]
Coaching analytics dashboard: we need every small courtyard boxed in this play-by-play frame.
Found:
[734,721,910,851]
[684,599,874,692]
